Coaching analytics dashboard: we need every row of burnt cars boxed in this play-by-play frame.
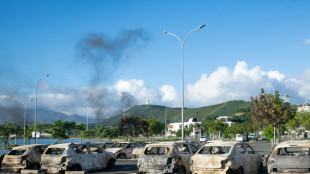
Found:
[136,140,310,174]
[1,139,310,173]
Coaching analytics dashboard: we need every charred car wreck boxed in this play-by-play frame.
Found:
[138,141,198,174]
[267,140,310,174]
[1,144,48,172]
[190,141,263,174]
[40,142,116,173]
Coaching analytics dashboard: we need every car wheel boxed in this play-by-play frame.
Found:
[178,166,186,174]
[107,159,115,169]
[70,164,82,171]
[237,167,243,174]
[119,153,126,159]
[258,162,264,172]
[31,163,40,170]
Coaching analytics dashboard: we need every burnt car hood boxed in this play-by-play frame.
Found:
[191,154,229,169]
[272,155,310,168]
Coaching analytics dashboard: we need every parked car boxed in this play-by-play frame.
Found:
[199,136,211,142]
[132,142,151,159]
[93,142,115,149]
[1,144,48,172]
[40,142,116,173]
[0,148,10,168]
[248,134,258,141]
[190,141,263,174]
[105,142,140,159]
[137,141,197,174]
[266,140,310,174]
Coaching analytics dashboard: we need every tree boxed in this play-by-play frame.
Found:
[119,115,149,141]
[74,122,86,140]
[250,88,293,143]
[0,122,18,148]
[206,120,228,139]
[145,118,165,137]
[48,120,76,143]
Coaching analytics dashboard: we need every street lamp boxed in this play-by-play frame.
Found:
[18,99,34,145]
[34,74,49,144]
[163,25,205,141]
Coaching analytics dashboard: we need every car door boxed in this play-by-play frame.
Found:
[176,143,192,173]
[73,144,93,170]
[244,143,261,173]
[236,143,251,174]
[89,144,107,169]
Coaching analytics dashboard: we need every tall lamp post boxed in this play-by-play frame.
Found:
[34,74,49,144]
[18,99,34,145]
[163,25,205,141]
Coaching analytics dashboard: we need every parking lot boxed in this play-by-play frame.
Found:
[0,140,272,174]
[90,140,272,174]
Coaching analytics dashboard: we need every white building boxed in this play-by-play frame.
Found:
[166,118,202,137]
[297,101,310,113]
[217,116,235,126]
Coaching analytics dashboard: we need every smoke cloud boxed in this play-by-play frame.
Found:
[0,89,25,124]
[76,28,149,120]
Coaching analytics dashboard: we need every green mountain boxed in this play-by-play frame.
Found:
[97,100,249,127]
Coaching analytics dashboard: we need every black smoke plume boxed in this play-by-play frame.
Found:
[77,28,149,120]
[0,89,25,125]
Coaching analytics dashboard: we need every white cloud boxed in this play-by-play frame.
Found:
[3,61,310,119]
[305,39,310,44]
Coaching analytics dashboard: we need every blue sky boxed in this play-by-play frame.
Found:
[1,0,310,118]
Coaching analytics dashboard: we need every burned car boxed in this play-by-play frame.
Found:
[105,142,139,159]
[132,142,152,159]
[1,144,48,172]
[267,140,310,174]
[137,141,198,174]
[40,142,116,173]
[190,141,263,174]
[93,142,115,149]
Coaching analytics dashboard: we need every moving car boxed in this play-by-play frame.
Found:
[266,140,310,174]
[137,141,198,174]
[105,142,140,159]
[190,141,263,174]
[1,144,48,172]
[40,142,116,173]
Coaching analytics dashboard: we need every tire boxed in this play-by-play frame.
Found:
[178,166,186,174]
[258,162,264,173]
[107,159,115,169]
[70,164,82,171]
[31,163,40,170]
[119,153,126,159]
[237,167,243,174]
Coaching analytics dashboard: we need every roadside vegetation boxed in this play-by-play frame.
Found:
[0,88,308,144]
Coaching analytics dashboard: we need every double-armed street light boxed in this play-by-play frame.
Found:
[34,74,49,144]
[163,25,205,141]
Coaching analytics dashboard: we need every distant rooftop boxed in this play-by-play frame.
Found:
[297,101,310,113]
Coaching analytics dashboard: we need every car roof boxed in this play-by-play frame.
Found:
[12,144,48,150]
[275,140,310,148]
[203,141,241,146]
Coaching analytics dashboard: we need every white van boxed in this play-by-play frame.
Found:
[236,134,243,141]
